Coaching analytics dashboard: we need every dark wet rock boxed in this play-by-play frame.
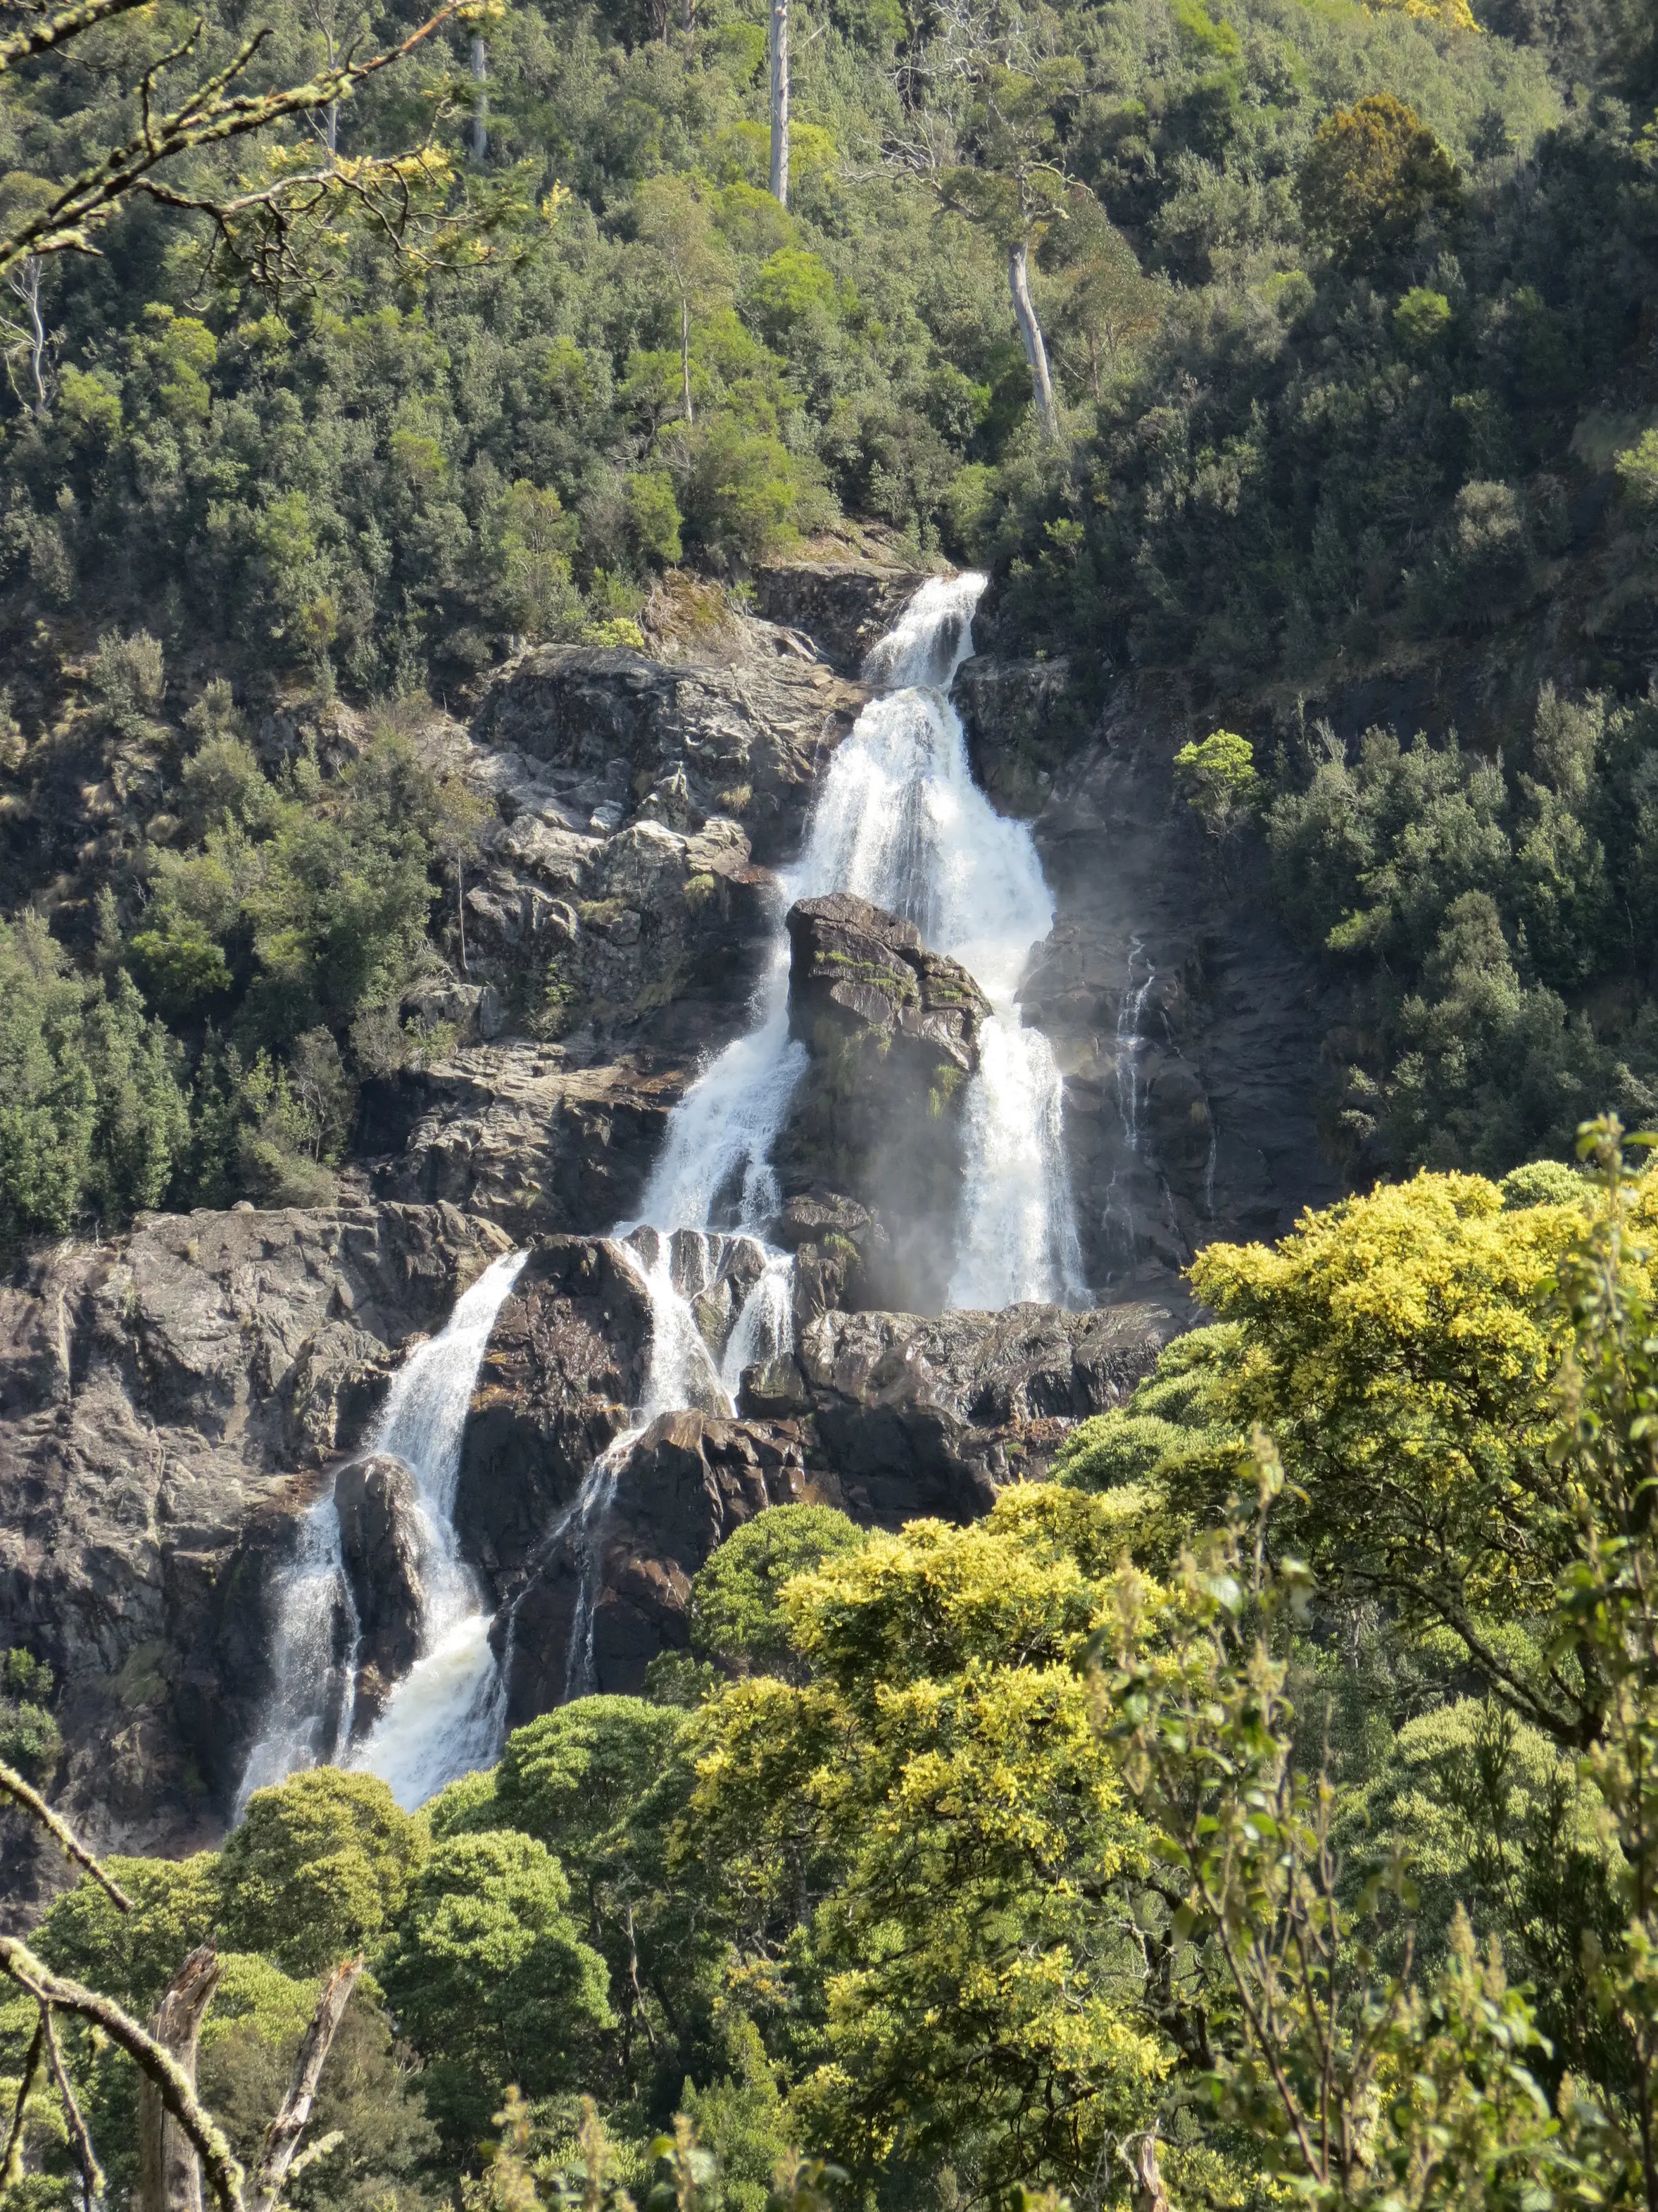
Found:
[456,1238,654,1588]
[750,560,932,676]
[334,1454,425,1723]
[772,896,991,1311]
[501,1410,819,1713]
[0,1202,511,1858]
[777,1297,1176,1515]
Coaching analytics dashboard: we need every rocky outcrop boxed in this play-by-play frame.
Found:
[772,894,991,1311]
[471,627,864,867]
[751,560,933,676]
[501,1411,818,1713]
[0,1202,511,1856]
[772,1296,1174,1515]
[334,1454,425,1727]
[369,1046,686,1244]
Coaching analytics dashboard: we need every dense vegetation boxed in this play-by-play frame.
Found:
[6,1134,1658,2211]
[0,0,1652,1238]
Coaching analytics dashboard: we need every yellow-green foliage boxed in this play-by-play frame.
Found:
[685,1499,1170,2197]
[218,1768,427,1977]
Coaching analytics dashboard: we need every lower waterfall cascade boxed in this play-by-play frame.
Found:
[237,572,1088,1813]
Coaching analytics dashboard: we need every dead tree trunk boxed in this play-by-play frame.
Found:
[139,1949,221,2212]
[768,0,789,207]
[247,1960,363,2212]
[1007,236,1058,440]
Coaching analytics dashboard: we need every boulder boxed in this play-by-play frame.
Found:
[773,894,991,1311]
[750,560,932,676]
[334,1454,425,1723]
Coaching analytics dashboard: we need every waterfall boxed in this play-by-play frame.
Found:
[237,1249,527,1815]
[233,1498,361,1816]
[629,570,1084,1308]
[242,574,1088,1792]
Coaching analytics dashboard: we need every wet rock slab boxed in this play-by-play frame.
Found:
[501,1410,819,1715]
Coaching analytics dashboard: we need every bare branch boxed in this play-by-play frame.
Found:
[247,1956,363,2212]
[0,1758,132,1912]
[0,1935,244,2212]
[39,2004,105,2212]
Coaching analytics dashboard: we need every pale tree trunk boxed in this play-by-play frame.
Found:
[1125,2131,1172,2212]
[247,1960,363,2212]
[138,1949,220,2212]
[768,0,789,207]
[681,293,693,425]
[1008,237,1058,441]
[470,33,488,163]
[6,258,46,416]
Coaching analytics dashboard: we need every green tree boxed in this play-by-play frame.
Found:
[938,61,1084,442]
[689,1506,867,1682]
[1173,730,1260,844]
[1298,94,1461,271]
[218,1769,426,1977]
[378,1829,613,2142]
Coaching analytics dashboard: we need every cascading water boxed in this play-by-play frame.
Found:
[629,570,1084,1308]
[241,575,1089,1797]
[234,1500,361,1814]
[237,1249,527,1814]
[345,1249,528,1807]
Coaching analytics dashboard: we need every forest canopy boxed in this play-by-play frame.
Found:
[7,1133,1658,2212]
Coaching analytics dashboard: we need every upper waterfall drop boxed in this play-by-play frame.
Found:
[630,568,1083,1309]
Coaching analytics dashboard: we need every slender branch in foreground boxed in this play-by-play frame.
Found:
[0,2010,44,2189]
[0,1936,246,2212]
[39,2003,105,2212]
[0,1758,132,1911]
[248,1956,363,2212]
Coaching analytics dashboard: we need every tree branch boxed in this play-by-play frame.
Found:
[0,0,487,273]
[0,2010,44,2189]
[0,1758,132,1911]
[247,1956,362,2212]
[0,0,150,75]
[39,2003,105,2212]
[0,1936,244,2212]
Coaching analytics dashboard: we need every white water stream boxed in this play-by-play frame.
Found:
[238,574,1085,1811]
[631,570,1083,1306]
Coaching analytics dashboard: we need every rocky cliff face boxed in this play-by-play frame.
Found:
[0,558,1345,1870]
[0,1202,511,1859]
[959,655,1345,1302]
